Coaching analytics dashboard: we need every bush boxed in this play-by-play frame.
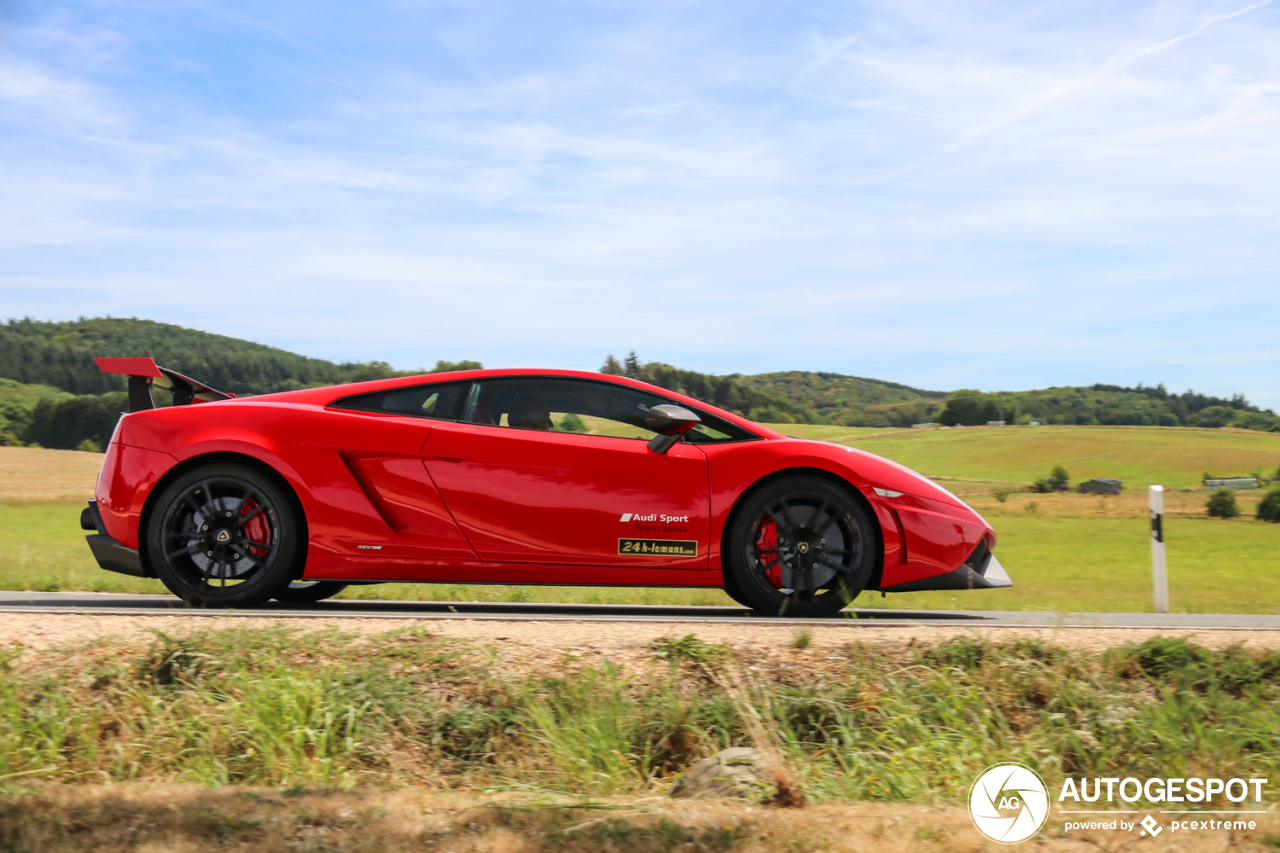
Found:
[1033,467,1069,493]
[557,413,588,433]
[1206,488,1239,518]
[1258,489,1280,523]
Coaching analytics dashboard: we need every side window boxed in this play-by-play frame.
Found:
[462,377,757,443]
[465,378,668,438]
[329,381,470,420]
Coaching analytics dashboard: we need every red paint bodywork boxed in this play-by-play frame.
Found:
[93,368,998,592]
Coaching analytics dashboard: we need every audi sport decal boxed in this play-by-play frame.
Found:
[618,538,698,557]
[619,513,690,523]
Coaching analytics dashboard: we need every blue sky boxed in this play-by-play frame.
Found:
[3,0,1278,408]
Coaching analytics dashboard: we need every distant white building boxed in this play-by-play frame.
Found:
[1204,477,1258,490]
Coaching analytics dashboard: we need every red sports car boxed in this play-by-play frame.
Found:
[82,359,1010,616]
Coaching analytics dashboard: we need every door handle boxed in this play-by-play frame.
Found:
[433,455,466,463]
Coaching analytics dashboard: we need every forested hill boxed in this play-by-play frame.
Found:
[736,371,946,427]
[733,369,1278,431]
[0,317,479,397]
[2,319,1276,451]
[599,356,816,424]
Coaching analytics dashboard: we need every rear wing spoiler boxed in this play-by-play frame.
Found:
[95,357,235,413]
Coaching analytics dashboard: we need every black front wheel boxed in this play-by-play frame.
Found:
[725,476,877,617]
[147,463,304,608]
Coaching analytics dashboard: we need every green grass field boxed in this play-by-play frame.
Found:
[774,423,1280,490]
[6,501,1277,613]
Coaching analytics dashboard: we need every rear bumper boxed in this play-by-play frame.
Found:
[83,500,148,578]
[879,541,1012,593]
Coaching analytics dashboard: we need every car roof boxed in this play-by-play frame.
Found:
[242,368,784,439]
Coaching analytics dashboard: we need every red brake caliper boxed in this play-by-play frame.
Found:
[239,501,270,559]
[756,517,783,588]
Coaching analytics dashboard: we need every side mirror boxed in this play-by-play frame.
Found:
[645,404,700,454]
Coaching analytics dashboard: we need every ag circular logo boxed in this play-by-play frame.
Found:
[969,762,1050,844]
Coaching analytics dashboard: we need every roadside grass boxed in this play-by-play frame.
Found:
[0,503,166,595]
[4,501,1278,612]
[1,628,1277,802]
[771,423,1280,491]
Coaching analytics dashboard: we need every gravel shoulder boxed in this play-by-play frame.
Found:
[4,613,1279,678]
[3,783,1277,853]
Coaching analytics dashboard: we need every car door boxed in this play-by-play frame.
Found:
[323,380,477,560]
[423,376,710,568]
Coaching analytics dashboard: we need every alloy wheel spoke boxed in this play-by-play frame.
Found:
[231,546,265,569]
[200,483,218,516]
[815,555,850,573]
[808,500,834,537]
[165,542,202,560]
[776,499,800,535]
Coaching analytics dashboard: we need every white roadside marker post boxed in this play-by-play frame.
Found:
[1149,485,1168,614]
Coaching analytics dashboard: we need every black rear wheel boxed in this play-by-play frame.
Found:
[726,476,876,617]
[274,581,348,604]
[147,463,303,608]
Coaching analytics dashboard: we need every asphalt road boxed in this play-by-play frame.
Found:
[1,591,1277,630]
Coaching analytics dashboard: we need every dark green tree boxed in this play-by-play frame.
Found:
[600,355,623,375]
[1206,489,1239,519]
[558,413,588,433]
[938,390,986,426]
[623,351,641,378]
[433,360,482,372]
[1257,489,1280,523]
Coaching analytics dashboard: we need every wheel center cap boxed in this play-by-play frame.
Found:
[797,541,809,554]
[215,529,231,544]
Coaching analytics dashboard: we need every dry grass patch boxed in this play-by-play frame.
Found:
[0,447,100,503]
[6,784,1279,852]
[955,487,1271,519]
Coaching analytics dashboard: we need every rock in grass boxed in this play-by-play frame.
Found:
[670,747,773,800]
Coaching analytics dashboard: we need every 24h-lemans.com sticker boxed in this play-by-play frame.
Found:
[617,538,698,557]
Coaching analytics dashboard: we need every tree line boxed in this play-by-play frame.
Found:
[4,318,1277,450]
[934,386,1280,430]
[600,353,817,423]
